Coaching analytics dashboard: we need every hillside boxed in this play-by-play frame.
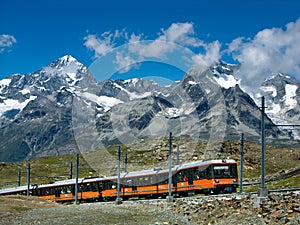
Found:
[0,139,299,191]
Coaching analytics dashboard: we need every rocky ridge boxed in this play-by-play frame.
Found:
[0,56,298,162]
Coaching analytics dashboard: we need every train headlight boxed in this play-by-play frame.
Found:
[215,179,219,183]
[233,179,237,183]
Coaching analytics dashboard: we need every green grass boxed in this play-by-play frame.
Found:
[241,173,300,192]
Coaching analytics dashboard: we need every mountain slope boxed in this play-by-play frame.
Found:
[0,57,294,162]
[0,55,96,161]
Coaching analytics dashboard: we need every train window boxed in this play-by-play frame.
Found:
[104,180,113,189]
[143,176,149,186]
[146,176,150,185]
[213,165,230,178]
[132,178,138,186]
[148,176,154,185]
[194,169,202,180]
[187,169,194,185]
[177,172,183,182]
[92,182,99,191]
[125,179,132,187]
[140,176,155,186]
[66,185,72,193]
[197,166,207,179]
[139,177,144,186]
[177,170,193,184]
[158,173,168,185]
[82,183,97,192]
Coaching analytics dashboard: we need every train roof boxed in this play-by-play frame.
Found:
[179,159,237,169]
[0,185,28,195]
[104,159,237,180]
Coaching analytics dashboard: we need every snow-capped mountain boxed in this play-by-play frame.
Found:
[75,60,287,159]
[0,56,293,162]
[0,55,98,161]
[0,55,169,161]
[258,73,300,139]
[211,60,241,89]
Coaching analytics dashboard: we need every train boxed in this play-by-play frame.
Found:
[0,159,238,203]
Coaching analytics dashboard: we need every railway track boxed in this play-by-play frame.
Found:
[89,187,300,205]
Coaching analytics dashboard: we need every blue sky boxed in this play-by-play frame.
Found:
[1,0,300,87]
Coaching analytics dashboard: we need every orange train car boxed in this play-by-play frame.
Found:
[0,159,238,202]
[101,159,238,200]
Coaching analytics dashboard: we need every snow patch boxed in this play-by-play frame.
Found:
[266,103,282,115]
[113,81,151,100]
[0,96,37,117]
[0,78,12,87]
[188,81,197,85]
[213,74,239,89]
[77,92,123,112]
[124,78,140,86]
[20,89,30,95]
[66,72,76,81]
[165,107,181,118]
[161,104,196,118]
[129,91,152,99]
[284,84,297,110]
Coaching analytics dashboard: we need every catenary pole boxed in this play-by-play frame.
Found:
[168,132,172,197]
[166,132,174,204]
[116,146,122,204]
[259,96,268,197]
[69,161,73,179]
[27,163,30,196]
[75,154,79,204]
[18,167,21,187]
[239,133,244,193]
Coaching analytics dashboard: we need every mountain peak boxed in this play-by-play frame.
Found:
[58,55,78,63]
[210,61,240,89]
[263,73,299,87]
[47,55,84,71]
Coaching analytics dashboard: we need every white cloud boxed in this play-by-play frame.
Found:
[83,30,128,57]
[0,34,17,53]
[192,41,221,68]
[203,41,222,65]
[158,22,203,47]
[84,23,222,73]
[85,17,300,89]
[127,23,207,59]
[228,17,300,89]
[83,34,114,57]
[128,37,176,58]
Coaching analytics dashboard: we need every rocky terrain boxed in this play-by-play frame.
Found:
[1,192,299,225]
[171,192,300,224]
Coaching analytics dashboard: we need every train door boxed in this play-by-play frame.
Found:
[172,173,178,194]
[188,169,193,185]
[182,169,193,185]
[97,181,103,199]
